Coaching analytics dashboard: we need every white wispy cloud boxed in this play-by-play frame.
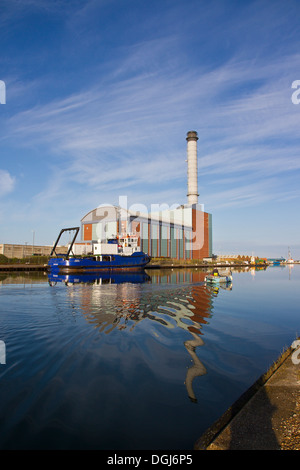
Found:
[4,50,299,206]
[0,169,15,196]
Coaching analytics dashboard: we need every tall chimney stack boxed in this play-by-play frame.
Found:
[186,130,199,205]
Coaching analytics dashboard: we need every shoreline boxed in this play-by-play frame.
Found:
[0,261,264,272]
[0,260,298,272]
[0,264,49,272]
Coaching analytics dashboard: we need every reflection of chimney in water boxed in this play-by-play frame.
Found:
[186,130,199,205]
[184,333,206,403]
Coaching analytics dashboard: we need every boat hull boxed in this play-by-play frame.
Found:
[48,251,150,273]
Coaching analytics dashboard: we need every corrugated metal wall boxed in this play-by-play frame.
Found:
[208,213,213,257]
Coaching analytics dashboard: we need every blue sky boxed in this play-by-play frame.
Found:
[0,0,300,258]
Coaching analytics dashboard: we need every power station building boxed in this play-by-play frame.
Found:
[78,131,212,260]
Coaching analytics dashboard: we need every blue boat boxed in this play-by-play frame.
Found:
[48,227,151,273]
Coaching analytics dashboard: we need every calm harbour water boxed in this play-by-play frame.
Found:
[0,265,299,450]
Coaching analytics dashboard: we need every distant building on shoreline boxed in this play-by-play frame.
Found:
[0,243,67,259]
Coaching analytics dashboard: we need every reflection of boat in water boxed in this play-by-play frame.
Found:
[48,271,151,286]
[48,227,150,273]
[205,283,232,294]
